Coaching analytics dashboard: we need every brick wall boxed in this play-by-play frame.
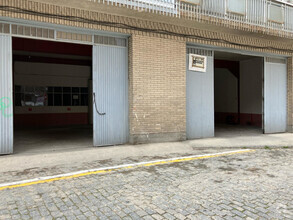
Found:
[129,35,186,143]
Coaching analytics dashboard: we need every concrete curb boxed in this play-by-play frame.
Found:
[190,145,293,150]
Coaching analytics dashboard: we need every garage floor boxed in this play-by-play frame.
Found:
[14,125,93,154]
[215,124,263,137]
[12,124,289,155]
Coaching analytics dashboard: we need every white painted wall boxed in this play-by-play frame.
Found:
[240,58,263,114]
[14,62,91,87]
[214,68,238,113]
[14,62,91,114]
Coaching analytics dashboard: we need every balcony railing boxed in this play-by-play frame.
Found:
[89,0,293,38]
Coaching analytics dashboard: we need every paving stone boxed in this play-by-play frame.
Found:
[143,215,154,220]
[163,213,175,220]
[11,214,21,219]
[174,213,186,220]
[152,214,164,220]
[231,209,246,218]
[137,210,148,217]
[20,214,31,220]
[0,149,292,219]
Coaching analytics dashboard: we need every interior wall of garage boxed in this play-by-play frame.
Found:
[214,67,238,124]
[14,62,91,87]
[214,57,263,127]
[240,58,263,127]
[14,62,91,127]
[13,38,92,128]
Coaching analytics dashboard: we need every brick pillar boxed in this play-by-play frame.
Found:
[128,34,186,144]
[288,57,293,132]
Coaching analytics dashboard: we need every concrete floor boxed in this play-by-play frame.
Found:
[215,124,263,137]
[12,124,290,155]
[14,125,93,154]
[190,124,292,148]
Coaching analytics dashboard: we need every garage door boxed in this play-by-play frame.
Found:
[0,34,13,155]
[264,57,287,134]
[92,44,128,146]
[186,47,214,139]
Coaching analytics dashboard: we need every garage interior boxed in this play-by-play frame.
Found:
[13,37,93,154]
[214,51,264,136]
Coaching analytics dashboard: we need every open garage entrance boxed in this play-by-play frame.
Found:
[214,51,263,136]
[0,26,129,155]
[12,38,94,154]
[186,45,287,140]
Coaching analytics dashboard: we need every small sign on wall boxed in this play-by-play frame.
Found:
[189,54,207,72]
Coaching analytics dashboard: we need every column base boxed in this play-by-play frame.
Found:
[129,132,186,144]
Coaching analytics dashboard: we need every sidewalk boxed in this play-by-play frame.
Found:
[0,131,292,184]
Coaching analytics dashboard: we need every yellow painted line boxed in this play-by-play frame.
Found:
[0,149,255,191]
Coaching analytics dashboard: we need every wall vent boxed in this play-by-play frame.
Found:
[266,57,286,64]
[187,47,213,57]
[94,35,127,47]
[11,24,54,39]
[0,23,10,34]
[0,22,127,47]
[56,31,92,43]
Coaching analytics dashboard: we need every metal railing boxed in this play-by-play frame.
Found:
[90,0,178,15]
[89,0,293,38]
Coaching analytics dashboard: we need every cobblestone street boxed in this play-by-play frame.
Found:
[0,148,292,219]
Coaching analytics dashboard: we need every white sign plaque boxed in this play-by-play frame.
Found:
[189,54,207,72]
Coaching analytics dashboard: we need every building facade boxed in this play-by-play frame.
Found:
[0,0,293,154]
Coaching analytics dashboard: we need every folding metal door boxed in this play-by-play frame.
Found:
[264,57,287,133]
[0,34,13,154]
[92,44,128,146]
[186,47,214,139]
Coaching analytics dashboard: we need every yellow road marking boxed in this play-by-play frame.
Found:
[0,149,255,191]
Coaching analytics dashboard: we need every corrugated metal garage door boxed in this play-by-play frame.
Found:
[92,44,128,146]
[264,57,287,134]
[0,35,13,155]
[186,47,214,139]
